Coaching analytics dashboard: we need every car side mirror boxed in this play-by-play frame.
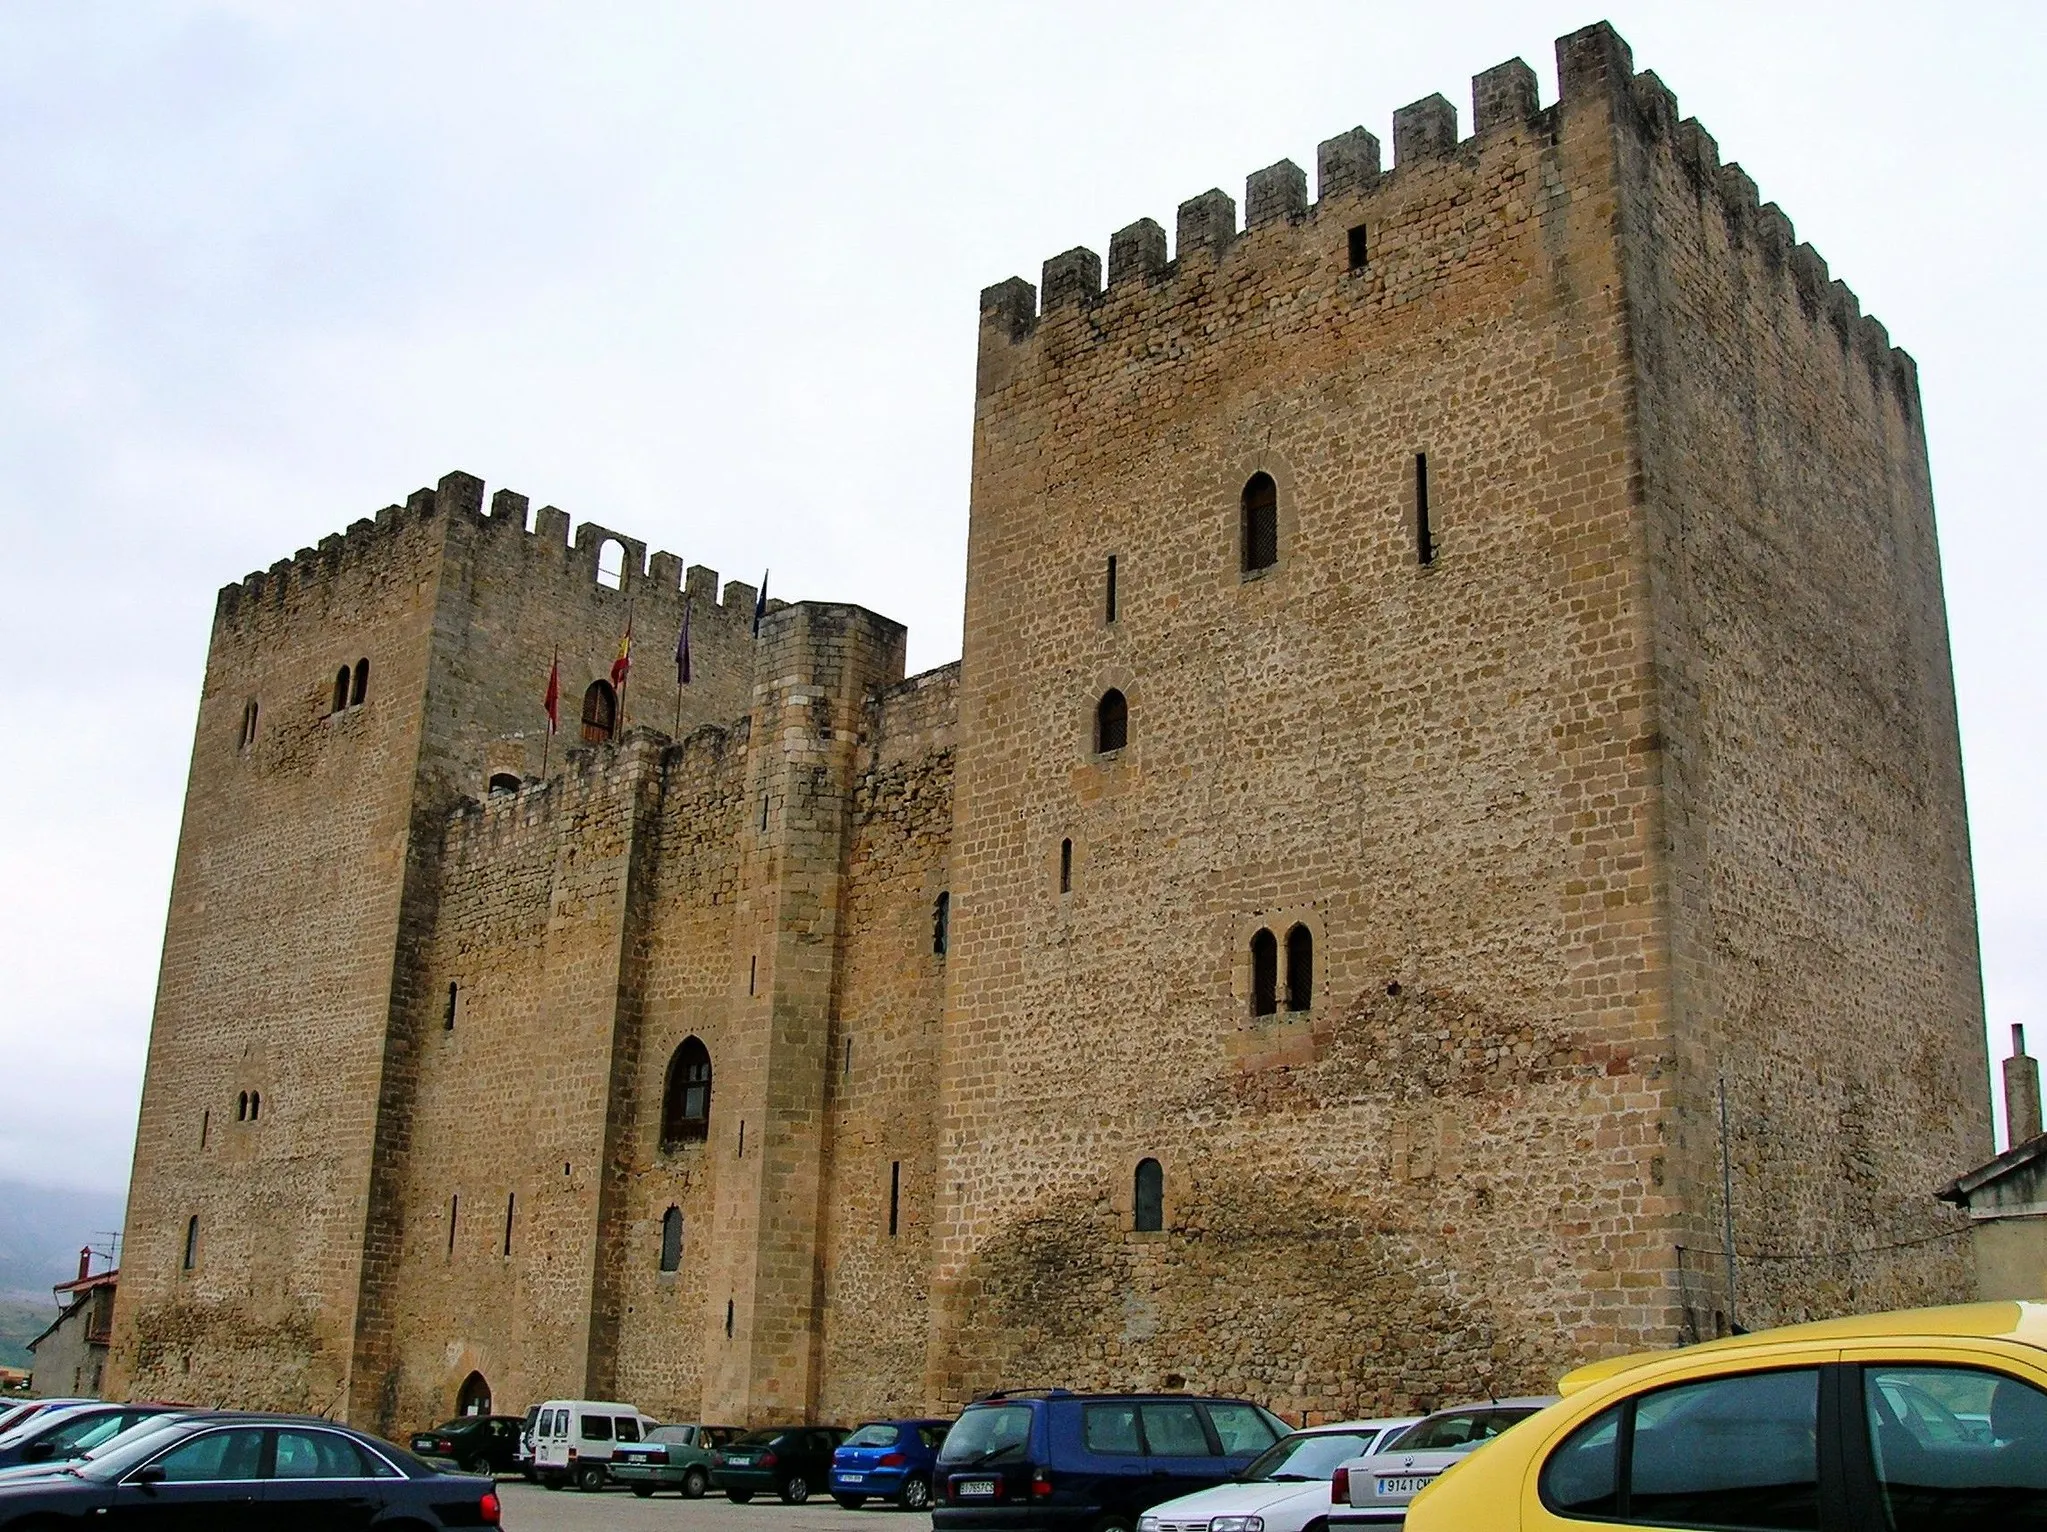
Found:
[23,1442,53,1461]
[132,1464,167,1488]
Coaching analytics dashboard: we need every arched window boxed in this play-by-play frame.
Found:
[933,892,950,956]
[1250,928,1278,1017]
[661,1037,713,1147]
[1285,924,1314,1012]
[333,666,351,714]
[659,1207,683,1273]
[236,1091,248,1122]
[581,680,617,744]
[182,1215,199,1271]
[351,658,369,707]
[238,699,259,750]
[488,773,521,795]
[1241,472,1278,573]
[597,538,626,590]
[457,1371,491,1416]
[1134,1158,1164,1232]
[1095,689,1128,755]
[248,1090,260,1121]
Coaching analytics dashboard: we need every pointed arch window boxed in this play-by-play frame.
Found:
[1134,1158,1164,1232]
[659,1206,683,1273]
[351,658,369,707]
[332,666,351,715]
[1241,473,1278,573]
[662,1037,712,1147]
[1095,689,1128,755]
[1285,924,1314,1012]
[238,699,259,750]
[1250,929,1278,1017]
[582,680,617,744]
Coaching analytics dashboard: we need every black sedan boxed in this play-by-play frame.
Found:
[408,1415,525,1475]
[710,1425,849,1504]
[0,1404,178,1471]
[0,1412,501,1528]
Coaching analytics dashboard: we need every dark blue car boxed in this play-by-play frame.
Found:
[931,1390,1292,1532]
[831,1418,953,1509]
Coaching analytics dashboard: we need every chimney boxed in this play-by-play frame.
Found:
[76,1246,91,1282]
[2005,1024,2042,1149]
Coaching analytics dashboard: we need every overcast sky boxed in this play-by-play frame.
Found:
[1,1,2040,1198]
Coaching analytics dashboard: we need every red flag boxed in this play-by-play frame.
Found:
[543,651,560,734]
[610,615,633,689]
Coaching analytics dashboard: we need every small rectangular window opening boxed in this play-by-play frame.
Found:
[200,1109,209,1149]
[448,1194,459,1257]
[1348,224,1369,271]
[844,1036,853,1078]
[1060,838,1073,894]
[503,1192,515,1257]
[748,955,756,995]
[760,793,769,832]
[445,982,458,1031]
[1105,555,1118,623]
[1415,452,1435,566]
[725,1298,735,1338]
[737,1120,745,1158]
[889,1161,901,1237]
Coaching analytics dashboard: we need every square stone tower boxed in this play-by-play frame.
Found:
[930,21,1984,1411]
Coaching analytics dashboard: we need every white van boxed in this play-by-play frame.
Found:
[532,1398,660,1491]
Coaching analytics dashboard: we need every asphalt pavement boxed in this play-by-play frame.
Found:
[497,1479,924,1531]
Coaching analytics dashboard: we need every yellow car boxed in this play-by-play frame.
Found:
[1406,1302,2047,1529]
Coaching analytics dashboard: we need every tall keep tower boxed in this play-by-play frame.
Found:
[108,475,763,1415]
[930,21,1983,1408]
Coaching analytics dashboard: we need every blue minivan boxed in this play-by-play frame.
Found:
[931,1390,1293,1532]
[831,1418,953,1509]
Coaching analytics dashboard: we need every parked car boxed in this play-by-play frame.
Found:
[0,1404,178,1471]
[1326,1399,1556,1525]
[711,1424,850,1504]
[1138,1417,1420,1532]
[611,1422,742,1498]
[1403,1300,2047,1530]
[513,1405,540,1480]
[531,1398,658,1491]
[0,1412,502,1527]
[0,1402,90,1439]
[0,1411,208,1485]
[408,1413,525,1474]
[831,1418,953,1509]
[931,1389,1294,1532]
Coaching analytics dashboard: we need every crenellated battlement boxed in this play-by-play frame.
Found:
[212,468,776,635]
[978,20,1915,406]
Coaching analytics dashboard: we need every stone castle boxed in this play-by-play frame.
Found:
[109,22,1989,1432]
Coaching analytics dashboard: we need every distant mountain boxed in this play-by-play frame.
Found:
[0,1180,127,1301]
[0,1297,53,1371]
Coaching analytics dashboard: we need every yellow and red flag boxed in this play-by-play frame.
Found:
[610,616,633,690]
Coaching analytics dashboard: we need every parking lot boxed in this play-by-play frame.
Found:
[497,1481,920,1531]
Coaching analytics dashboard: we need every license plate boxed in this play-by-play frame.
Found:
[727,1456,753,1467]
[1378,1475,1434,1496]
[840,1472,864,1482]
[957,1479,997,1497]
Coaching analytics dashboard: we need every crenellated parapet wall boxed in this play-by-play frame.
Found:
[977,21,1914,409]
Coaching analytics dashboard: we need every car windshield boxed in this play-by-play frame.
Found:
[846,1424,901,1447]
[77,1415,193,1462]
[1241,1431,1377,1481]
[936,1405,1032,1466]
[648,1427,694,1444]
[1387,1408,1537,1453]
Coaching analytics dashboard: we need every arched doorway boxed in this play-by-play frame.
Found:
[457,1370,491,1417]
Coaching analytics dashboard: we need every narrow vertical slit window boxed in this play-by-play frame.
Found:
[748,955,756,996]
[1060,839,1073,894]
[445,982,458,1031]
[659,1206,683,1273]
[844,1037,854,1079]
[737,1120,745,1158]
[503,1193,515,1257]
[200,1110,209,1149]
[725,1299,735,1338]
[760,794,769,832]
[448,1195,459,1256]
[182,1216,199,1271]
[1415,452,1435,566]
[1105,555,1119,622]
[1241,473,1278,573]
[889,1161,901,1237]
[933,892,950,956]
[1134,1159,1164,1232]
[1251,929,1278,1017]
[1348,224,1369,270]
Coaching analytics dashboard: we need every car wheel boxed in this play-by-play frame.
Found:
[459,1455,486,1475]
[899,1476,932,1511]
[781,1474,812,1505]
[683,1466,709,1498]
[576,1463,607,1492]
[727,1490,755,1503]
[835,1493,867,1509]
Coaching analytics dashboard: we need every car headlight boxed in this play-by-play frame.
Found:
[1138,1518,1160,1532]
[1210,1519,1264,1532]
